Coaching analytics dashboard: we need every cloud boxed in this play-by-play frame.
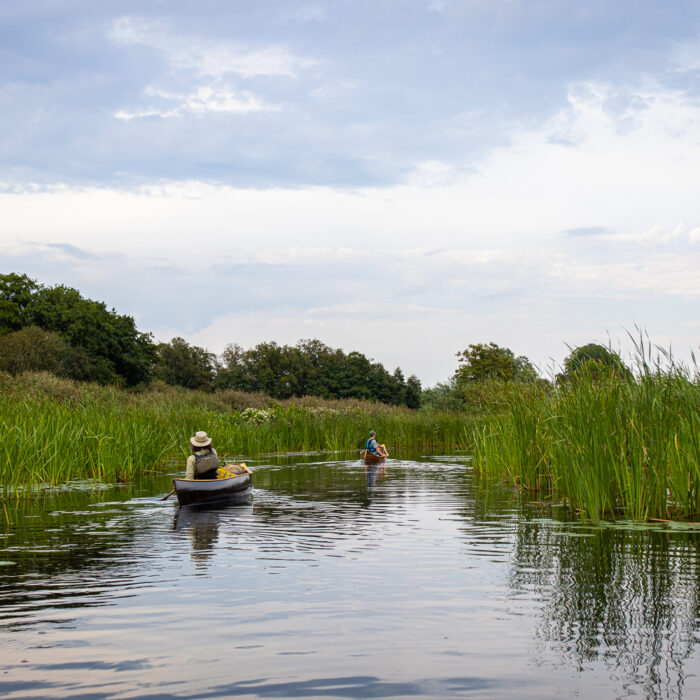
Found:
[562,226,611,237]
[599,222,692,246]
[115,86,276,120]
[45,243,97,260]
[110,17,315,79]
[3,73,700,382]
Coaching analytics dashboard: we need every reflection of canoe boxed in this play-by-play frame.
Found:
[361,450,387,465]
[173,464,253,507]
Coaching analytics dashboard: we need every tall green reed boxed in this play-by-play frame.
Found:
[0,372,470,492]
[473,344,700,522]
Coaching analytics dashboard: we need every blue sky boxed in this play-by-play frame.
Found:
[2,1,699,384]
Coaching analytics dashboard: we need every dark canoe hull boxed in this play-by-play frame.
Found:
[173,472,253,507]
[361,450,387,465]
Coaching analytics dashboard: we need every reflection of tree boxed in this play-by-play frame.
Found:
[508,519,700,698]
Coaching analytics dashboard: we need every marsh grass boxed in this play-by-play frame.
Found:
[0,372,470,492]
[473,342,700,521]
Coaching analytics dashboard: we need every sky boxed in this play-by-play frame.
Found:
[1,0,699,385]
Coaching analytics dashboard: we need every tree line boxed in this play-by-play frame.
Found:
[1,272,632,410]
[0,273,421,407]
[421,340,634,412]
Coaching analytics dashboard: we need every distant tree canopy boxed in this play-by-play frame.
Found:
[0,273,155,386]
[454,342,538,384]
[0,273,422,406]
[216,339,421,407]
[154,337,216,391]
[0,326,74,376]
[558,344,632,383]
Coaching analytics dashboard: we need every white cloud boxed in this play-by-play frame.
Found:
[115,86,275,119]
[3,77,700,382]
[110,16,315,78]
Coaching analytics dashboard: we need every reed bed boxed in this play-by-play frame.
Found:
[472,355,700,522]
[0,372,469,492]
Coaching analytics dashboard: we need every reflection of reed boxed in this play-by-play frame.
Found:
[509,521,700,698]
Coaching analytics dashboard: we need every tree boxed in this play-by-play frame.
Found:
[154,337,216,390]
[215,343,253,391]
[0,273,39,334]
[343,351,372,399]
[454,343,538,385]
[404,374,422,409]
[0,273,156,385]
[0,326,73,375]
[558,344,632,383]
[31,284,155,385]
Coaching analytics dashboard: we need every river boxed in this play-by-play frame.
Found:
[1,452,699,699]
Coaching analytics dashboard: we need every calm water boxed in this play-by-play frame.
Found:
[1,453,699,699]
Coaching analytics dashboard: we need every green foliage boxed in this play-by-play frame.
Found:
[215,338,420,407]
[421,380,465,412]
[1,275,420,403]
[558,343,632,383]
[0,273,155,386]
[472,355,700,522]
[0,372,468,491]
[0,326,74,375]
[154,337,215,390]
[0,273,38,334]
[455,342,537,384]
[404,374,422,409]
[424,343,542,414]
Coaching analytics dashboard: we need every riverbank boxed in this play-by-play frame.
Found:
[0,372,471,492]
[472,365,700,522]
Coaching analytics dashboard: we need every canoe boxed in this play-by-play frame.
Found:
[361,449,387,465]
[172,464,253,507]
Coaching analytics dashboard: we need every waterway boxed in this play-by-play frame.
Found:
[1,452,699,699]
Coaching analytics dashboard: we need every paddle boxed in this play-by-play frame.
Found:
[160,488,175,501]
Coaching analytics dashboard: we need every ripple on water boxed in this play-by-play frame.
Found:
[1,455,699,700]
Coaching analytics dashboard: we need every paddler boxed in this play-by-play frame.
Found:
[185,431,220,480]
[365,430,388,458]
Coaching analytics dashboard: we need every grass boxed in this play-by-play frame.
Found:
[0,372,471,493]
[472,345,700,522]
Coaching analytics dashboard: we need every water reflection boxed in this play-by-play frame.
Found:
[508,517,700,698]
[174,507,221,567]
[365,464,386,487]
[0,453,698,699]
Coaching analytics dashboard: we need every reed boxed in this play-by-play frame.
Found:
[0,372,470,492]
[473,346,700,522]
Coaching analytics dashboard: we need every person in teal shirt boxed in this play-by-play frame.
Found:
[366,430,388,457]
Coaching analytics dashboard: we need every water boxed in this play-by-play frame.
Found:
[1,452,699,699]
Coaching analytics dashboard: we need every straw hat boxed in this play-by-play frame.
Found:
[190,431,212,448]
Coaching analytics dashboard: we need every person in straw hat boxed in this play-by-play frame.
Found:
[185,431,220,480]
